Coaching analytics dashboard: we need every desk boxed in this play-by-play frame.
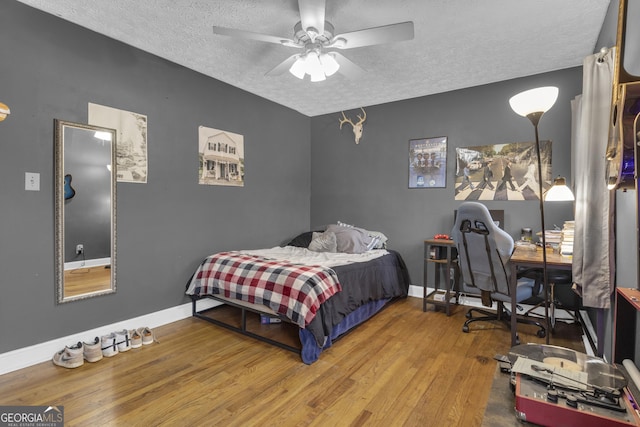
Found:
[508,246,573,346]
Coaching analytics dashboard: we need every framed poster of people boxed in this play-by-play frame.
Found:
[409,136,447,188]
[454,141,552,201]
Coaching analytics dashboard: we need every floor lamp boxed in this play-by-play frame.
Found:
[509,86,559,341]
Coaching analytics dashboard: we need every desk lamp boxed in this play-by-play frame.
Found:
[545,176,575,202]
[509,86,559,342]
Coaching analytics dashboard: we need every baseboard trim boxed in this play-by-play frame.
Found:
[1,288,590,376]
[409,285,591,354]
[0,299,220,376]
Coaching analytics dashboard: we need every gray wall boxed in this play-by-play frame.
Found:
[0,1,311,353]
[310,70,578,287]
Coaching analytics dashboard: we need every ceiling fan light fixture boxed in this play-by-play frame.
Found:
[310,70,326,82]
[289,56,307,79]
[305,51,322,73]
[319,52,339,76]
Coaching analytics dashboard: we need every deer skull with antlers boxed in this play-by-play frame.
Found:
[339,107,367,144]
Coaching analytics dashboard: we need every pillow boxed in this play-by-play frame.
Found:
[285,231,319,248]
[308,231,337,252]
[326,224,373,254]
[366,231,388,249]
[338,221,388,249]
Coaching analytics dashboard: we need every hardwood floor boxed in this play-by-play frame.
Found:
[0,297,584,426]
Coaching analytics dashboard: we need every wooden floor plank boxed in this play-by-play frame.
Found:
[0,297,585,426]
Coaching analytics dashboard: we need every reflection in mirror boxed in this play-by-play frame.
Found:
[55,120,117,303]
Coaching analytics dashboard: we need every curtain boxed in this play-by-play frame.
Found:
[571,49,616,309]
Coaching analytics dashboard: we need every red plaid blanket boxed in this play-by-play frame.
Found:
[187,251,342,328]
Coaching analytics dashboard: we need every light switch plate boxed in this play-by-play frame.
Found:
[25,172,40,191]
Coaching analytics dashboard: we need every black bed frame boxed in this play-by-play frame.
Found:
[191,294,301,353]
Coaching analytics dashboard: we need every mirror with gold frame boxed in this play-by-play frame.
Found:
[55,119,117,303]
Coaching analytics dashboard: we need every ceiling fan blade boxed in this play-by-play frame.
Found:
[265,54,300,76]
[213,26,301,48]
[298,0,325,37]
[329,21,414,49]
[332,52,365,79]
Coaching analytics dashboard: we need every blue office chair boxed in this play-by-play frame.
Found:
[451,202,546,340]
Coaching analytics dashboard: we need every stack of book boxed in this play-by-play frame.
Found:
[539,229,563,251]
[560,221,575,256]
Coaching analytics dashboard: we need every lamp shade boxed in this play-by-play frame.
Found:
[509,86,559,117]
[319,53,339,77]
[288,50,340,82]
[545,176,575,201]
[289,56,307,79]
[0,102,10,122]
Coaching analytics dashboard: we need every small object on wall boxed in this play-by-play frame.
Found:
[25,172,40,191]
[0,102,10,121]
[339,107,366,144]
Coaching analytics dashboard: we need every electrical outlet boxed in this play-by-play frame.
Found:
[25,172,40,191]
[76,244,84,255]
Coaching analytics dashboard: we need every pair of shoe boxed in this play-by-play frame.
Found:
[136,326,155,346]
[52,342,84,369]
[52,337,103,368]
[101,327,155,357]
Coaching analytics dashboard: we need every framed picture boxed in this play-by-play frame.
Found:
[198,126,245,187]
[409,136,447,188]
[454,141,552,201]
[88,103,148,184]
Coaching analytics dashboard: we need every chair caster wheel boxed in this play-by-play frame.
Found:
[537,329,546,338]
[462,325,469,333]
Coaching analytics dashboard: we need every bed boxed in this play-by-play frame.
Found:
[185,228,411,364]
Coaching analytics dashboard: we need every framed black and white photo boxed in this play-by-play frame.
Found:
[409,136,447,188]
[198,126,245,187]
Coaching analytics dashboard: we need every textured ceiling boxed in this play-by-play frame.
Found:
[16,0,610,117]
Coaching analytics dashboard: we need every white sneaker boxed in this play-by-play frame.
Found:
[101,333,119,357]
[137,327,155,345]
[130,329,143,349]
[115,329,132,352]
[83,337,103,363]
[52,342,84,368]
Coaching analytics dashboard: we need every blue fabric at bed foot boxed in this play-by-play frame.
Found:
[299,298,391,364]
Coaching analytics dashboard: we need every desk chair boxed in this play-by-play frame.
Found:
[451,202,546,341]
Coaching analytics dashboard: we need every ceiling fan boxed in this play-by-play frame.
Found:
[212,0,414,82]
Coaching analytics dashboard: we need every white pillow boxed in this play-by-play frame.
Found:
[326,224,372,254]
[337,221,388,249]
[308,231,337,252]
[367,231,388,249]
